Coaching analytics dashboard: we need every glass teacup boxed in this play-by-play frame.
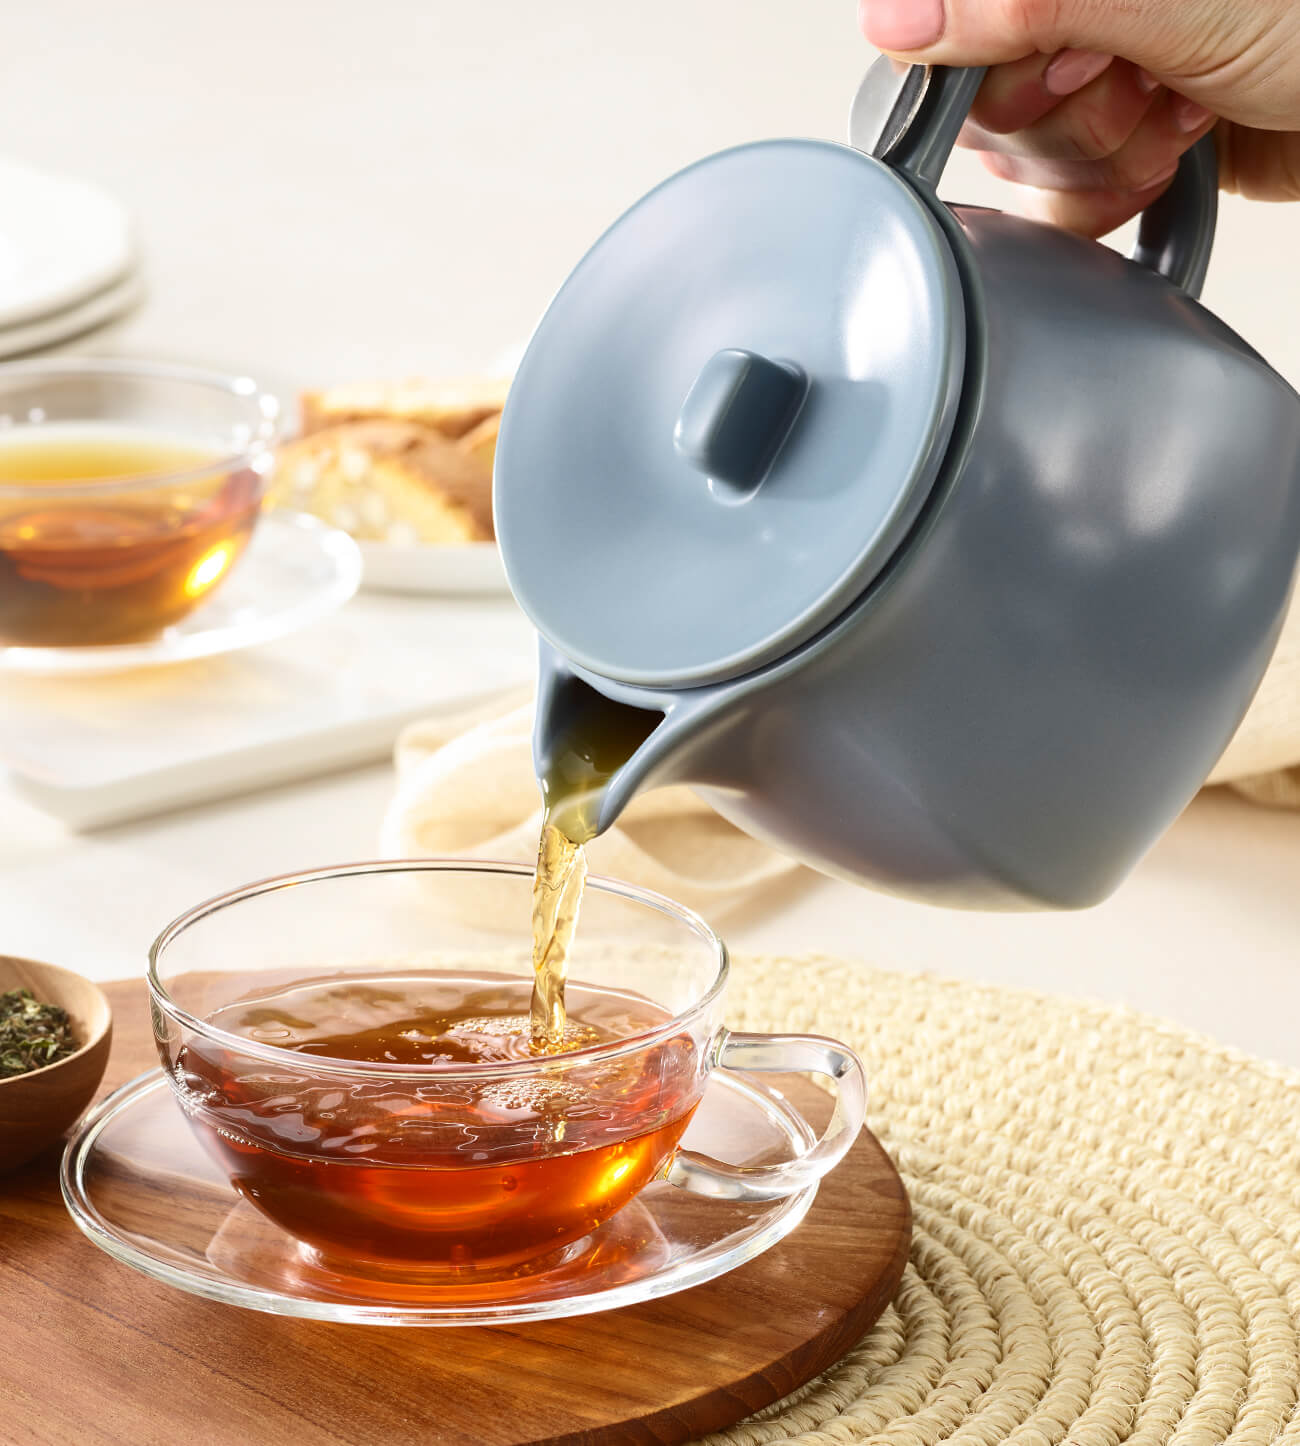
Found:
[148,861,865,1278]
[0,359,279,646]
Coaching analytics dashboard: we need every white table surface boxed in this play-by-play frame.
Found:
[1,0,1298,1065]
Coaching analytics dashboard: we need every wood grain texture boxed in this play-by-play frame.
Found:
[0,979,909,1446]
[0,956,112,1171]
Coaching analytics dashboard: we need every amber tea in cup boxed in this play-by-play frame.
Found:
[0,361,279,646]
[149,862,866,1280]
[175,973,701,1270]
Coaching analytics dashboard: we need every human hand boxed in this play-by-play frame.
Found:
[858,0,1300,236]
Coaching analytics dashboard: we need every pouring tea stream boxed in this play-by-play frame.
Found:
[498,61,1300,912]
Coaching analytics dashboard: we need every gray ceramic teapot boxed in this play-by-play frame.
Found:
[493,62,1300,910]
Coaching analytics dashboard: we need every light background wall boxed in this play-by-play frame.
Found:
[3,0,1297,388]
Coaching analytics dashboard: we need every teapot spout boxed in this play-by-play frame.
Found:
[533,643,713,840]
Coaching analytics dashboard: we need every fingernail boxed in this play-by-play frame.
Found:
[1174,96,1214,133]
[1136,68,1161,94]
[1044,49,1114,97]
[862,0,946,52]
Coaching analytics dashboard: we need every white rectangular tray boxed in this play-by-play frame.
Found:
[0,594,536,829]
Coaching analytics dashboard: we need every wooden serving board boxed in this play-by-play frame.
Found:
[0,980,910,1446]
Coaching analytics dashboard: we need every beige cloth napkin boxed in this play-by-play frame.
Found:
[380,688,802,906]
[384,593,1300,895]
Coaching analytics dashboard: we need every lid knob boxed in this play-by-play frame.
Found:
[673,348,807,495]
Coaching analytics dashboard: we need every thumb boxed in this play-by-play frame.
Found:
[858,0,1300,128]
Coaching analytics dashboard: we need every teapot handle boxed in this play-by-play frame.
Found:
[1131,134,1218,299]
[850,59,1219,299]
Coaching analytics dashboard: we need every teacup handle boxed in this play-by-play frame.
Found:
[666,1031,867,1202]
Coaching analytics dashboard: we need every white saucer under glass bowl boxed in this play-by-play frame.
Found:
[0,511,361,676]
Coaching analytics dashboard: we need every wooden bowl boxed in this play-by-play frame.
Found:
[0,956,112,1171]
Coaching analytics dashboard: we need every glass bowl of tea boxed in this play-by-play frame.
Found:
[0,358,280,646]
[147,860,866,1283]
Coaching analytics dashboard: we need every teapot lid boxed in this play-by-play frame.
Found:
[494,137,965,688]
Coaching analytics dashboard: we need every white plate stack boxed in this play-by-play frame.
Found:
[0,160,140,358]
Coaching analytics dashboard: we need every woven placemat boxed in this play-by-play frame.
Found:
[696,957,1300,1445]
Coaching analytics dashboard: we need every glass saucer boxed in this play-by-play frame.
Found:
[61,1067,820,1326]
[0,511,361,676]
